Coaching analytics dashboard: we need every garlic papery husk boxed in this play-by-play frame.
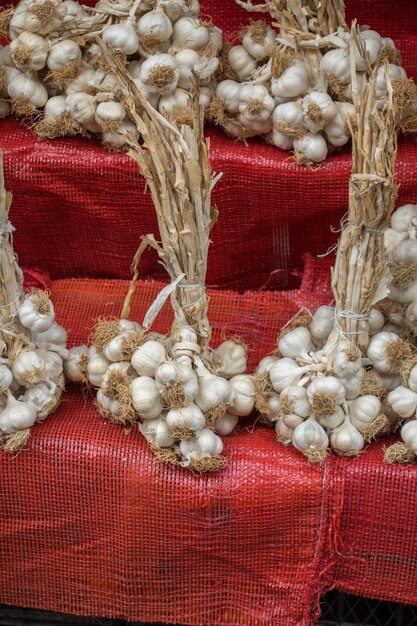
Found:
[293,133,328,164]
[368,308,385,335]
[269,358,306,393]
[102,22,139,55]
[228,374,254,417]
[171,17,210,52]
[302,91,337,134]
[131,340,166,377]
[65,68,97,95]
[10,31,48,72]
[66,92,97,127]
[292,416,329,463]
[0,394,37,434]
[96,388,124,423]
[41,350,64,381]
[137,8,173,49]
[139,415,176,448]
[18,289,55,333]
[332,339,362,378]
[12,350,46,387]
[139,53,179,95]
[324,101,354,147]
[376,63,407,109]
[86,347,110,387]
[64,345,89,383]
[9,0,66,38]
[8,70,48,112]
[241,21,276,61]
[349,394,389,441]
[214,340,247,379]
[20,381,61,421]
[179,428,224,470]
[279,385,309,418]
[102,120,140,149]
[320,48,351,83]
[158,87,191,118]
[330,415,365,457]
[32,321,67,347]
[156,0,187,23]
[278,326,313,359]
[103,332,134,363]
[271,62,309,99]
[256,355,278,374]
[388,240,417,303]
[94,101,125,133]
[339,367,365,401]
[367,331,412,375]
[391,204,417,234]
[317,406,345,430]
[194,362,231,413]
[0,364,13,391]
[215,411,239,436]
[307,376,345,419]
[310,305,334,344]
[166,402,205,439]
[227,45,256,81]
[388,386,417,418]
[271,130,293,150]
[238,84,274,122]
[131,375,163,419]
[155,361,198,407]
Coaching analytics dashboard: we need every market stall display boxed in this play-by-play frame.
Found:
[0,150,67,451]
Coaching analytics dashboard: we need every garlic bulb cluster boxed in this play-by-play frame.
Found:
[209,19,413,164]
[253,305,411,462]
[0,286,67,451]
[0,0,223,146]
[65,320,253,472]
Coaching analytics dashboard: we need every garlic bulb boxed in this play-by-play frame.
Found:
[228,374,254,416]
[66,68,97,95]
[355,30,382,70]
[278,326,313,359]
[95,101,126,130]
[66,92,97,128]
[102,22,139,55]
[388,386,417,418]
[391,204,417,234]
[215,411,238,436]
[103,332,132,362]
[339,367,365,400]
[307,376,345,406]
[349,395,381,431]
[227,45,256,81]
[400,420,417,453]
[310,306,334,343]
[215,340,247,378]
[292,416,329,455]
[12,350,46,387]
[271,130,293,150]
[279,385,309,417]
[256,355,278,374]
[18,290,55,332]
[194,364,231,412]
[102,120,141,148]
[96,388,123,420]
[275,417,294,444]
[238,84,275,122]
[332,339,362,378]
[166,402,205,434]
[47,39,82,71]
[273,100,305,132]
[271,62,309,99]
[324,101,354,147]
[293,132,328,163]
[42,350,64,380]
[20,381,61,421]
[0,394,37,434]
[158,87,191,117]
[139,53,179,95]
[269,358,305,393]
[180,427,223,462]
[155,361,198,404]
[87,347,110,387]
[330,415,365,455]
[172,17,210,51]
[302,91,337,133]
[137,8,173,44]
[320,48,351,82]
[368,308,385,335]
[8,71,48,108]
[64,345,89,382]
[367,331,409,374]
[131,375,163,419]
[139,416,176,448]
[0,364,13,390]
[376,64,406,108]
[318,406,345,430]
[131,340,166,377]
[42,95,67,120]
[215,80,241,113]
[242,23,276,61]
[32,322,67,347]
[10,32,48,71]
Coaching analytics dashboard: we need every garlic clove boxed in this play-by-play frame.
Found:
[0,394,37,434]
[215,411,238,436]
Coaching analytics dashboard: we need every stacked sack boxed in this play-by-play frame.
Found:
[209,16,415,163]
[0,0,223,148]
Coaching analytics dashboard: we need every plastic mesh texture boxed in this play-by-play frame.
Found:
[0,1,416,290]
[0,274,416,626]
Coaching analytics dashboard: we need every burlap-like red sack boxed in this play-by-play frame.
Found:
[1,275,417,626]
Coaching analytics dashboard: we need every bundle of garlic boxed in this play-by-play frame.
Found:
[206,0,417,165]
[0,150,67,451]
[253,53,411,462]
[64,46,253,472]
[0,0,222,149]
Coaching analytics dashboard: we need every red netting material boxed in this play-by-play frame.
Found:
[0,2,416,290]
[1,276,416,626]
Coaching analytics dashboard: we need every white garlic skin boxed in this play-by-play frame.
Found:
[320,48,351,82]
[238,84,275,122]
[318,406,345,430]
[215,80,241,114]
[215,340,247,378]
[280,385,310,418]
[179,428,223,464]
[275,418,294,444]
[172,17,210,51]
[47,39,82,70]
[271,130,293,150]
[307,376,345,405]
[86,348,110,387]
[278,326,312,359]
[406,365,417,393]
[64,345,89,382]
[137,8,173,43]
[282,413,304,430]
[166,402,205,432]
[19,293,54,333]
[102,22,140,55]
[42,350,64,381]
[330,417,365,455]
[66,92,97,128]
[339,367,365,401]
[263,394,281,423]
[391,204,417,234]
[400,420,417,453]
[96,388,123,419]
[10,32,48,71]
[139,53,179,95]
[8,72,48,108]
[368,309,385,336]
[95,101,126,128]
[215,411,239,436]
[376,64,406,108]
[130,376,163,420]
[242,24,276,61]
[32,322,67,347]
[256,355,278,374]
[332,339,362,379]
[302,91,337,133]
[310,306,334,342]
[367,331,401,374]
[273,99,304,127]
[131,340,166,377]
[271,62,309,99]
[293,133,328,163]
[43,95,67,121]
[0,364,13,390]
[155,361,198,403]
[103,332,132,363]
[0,395,37,434]
[324,102,353,147]
[269,358,305,393]
[194,370,231,412]
[227,45,256,81]
[20,381,60,421]
[228,374,254,417]
[388,386,417,419]
[12,350,46,387]
[139,416,176,448]
[349,395,381,430]
[292,417,329,453]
